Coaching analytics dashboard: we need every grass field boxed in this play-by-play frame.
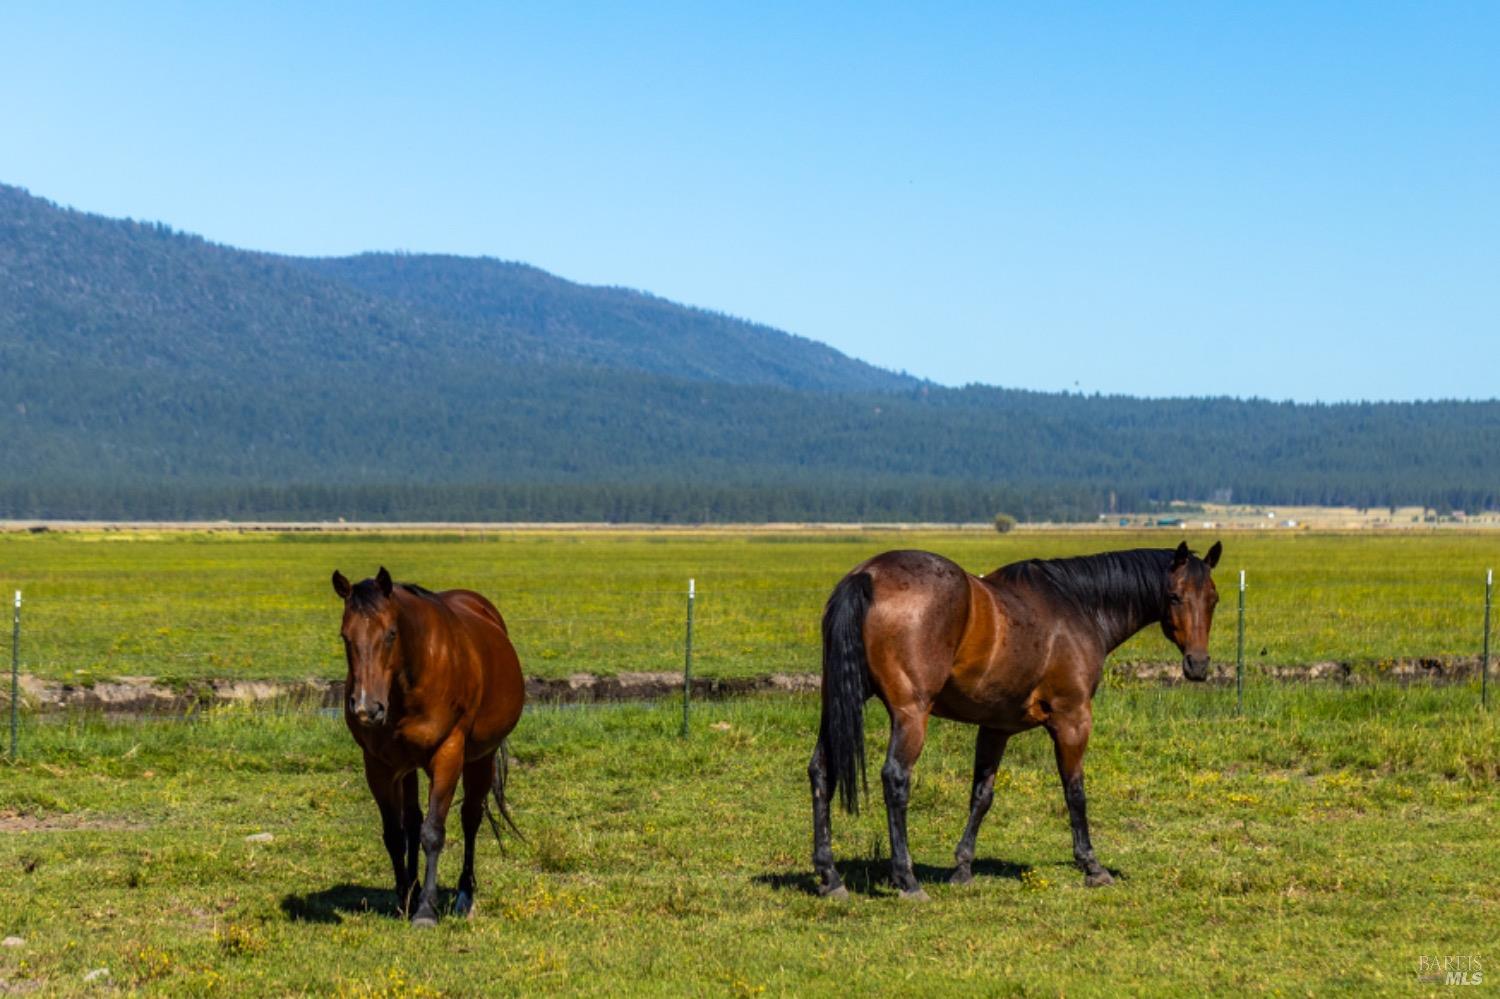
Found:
[3,530,1499,686]
[0,684,1494,995]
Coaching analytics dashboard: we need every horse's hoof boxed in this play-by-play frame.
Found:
[819,884,850,902]
[410,911,439,929]
[898,887,931,902]
[1084,870,1114,888]
[454,891,474,918]
[949,867,974,886]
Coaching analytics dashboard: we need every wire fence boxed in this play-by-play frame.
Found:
[1,563,1494,752]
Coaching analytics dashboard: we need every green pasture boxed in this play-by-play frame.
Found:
[1,529,1497,685]
[0,685,1494,995]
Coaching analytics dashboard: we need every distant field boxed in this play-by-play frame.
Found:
[0,686,1493,995]
[1105,502,1500,531]
[1,530,1497,685]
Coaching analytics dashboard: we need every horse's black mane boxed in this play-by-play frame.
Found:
[991,548,1203,645]
[348,579,438,611]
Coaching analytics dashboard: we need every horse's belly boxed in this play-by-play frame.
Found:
[464,710,518,759]
[931,687,1038,730]
[932,653,1049,730]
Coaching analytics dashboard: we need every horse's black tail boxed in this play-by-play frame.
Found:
[821,571,873,815]
[483,739,524,851]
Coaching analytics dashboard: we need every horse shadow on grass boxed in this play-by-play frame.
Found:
[280,884,456,924]
[753,858,1035,898]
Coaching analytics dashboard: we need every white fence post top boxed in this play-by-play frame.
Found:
[688,578,695,598]
[11,591,18,608]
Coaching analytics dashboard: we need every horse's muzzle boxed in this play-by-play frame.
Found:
[349,695,387,726]
[1182,655,1210,682]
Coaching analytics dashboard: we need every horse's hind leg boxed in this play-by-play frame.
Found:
[950,726,1008,885]
[1047,707,1113,887]
[807,737,846,899]
[882,707,930,900]
[454,752,495,918]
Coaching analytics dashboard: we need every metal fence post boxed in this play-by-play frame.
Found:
[681,578,695,738]
[10,590,20,758]
[1236,570,1245,716]
[1484,569,1492,710]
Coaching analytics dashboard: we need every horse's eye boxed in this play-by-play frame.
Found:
[385,628,398,645]
[1169,594,1183,605]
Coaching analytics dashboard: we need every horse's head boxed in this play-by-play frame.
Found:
[332,566,401,728]
[1161,540,1221,682]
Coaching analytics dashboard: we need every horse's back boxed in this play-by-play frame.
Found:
[854,550,1059,727]
[857,549,968,587]
[440,589,509,634]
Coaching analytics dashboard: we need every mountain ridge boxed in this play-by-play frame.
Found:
[292,252,918,393]
[0,183,915,394]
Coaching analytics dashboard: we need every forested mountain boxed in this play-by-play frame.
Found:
[2,183,1497,522]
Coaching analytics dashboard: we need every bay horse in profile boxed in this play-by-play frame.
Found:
[333,567,525,925]
[810,541,1222,900]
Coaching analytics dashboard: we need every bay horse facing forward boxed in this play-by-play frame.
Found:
[810,541,1222,900]
[333,568,525,925]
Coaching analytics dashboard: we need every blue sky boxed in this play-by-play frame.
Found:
[3,2,1496,401]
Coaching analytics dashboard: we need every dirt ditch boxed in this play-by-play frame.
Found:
[4,672,819,715]
[1,657,1487,715]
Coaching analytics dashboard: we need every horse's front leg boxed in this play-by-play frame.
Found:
[361,753,411,913]
[401,770,422,912]
[1046,706,1113,887]
[411,732,465,927]
[882,706,930,900]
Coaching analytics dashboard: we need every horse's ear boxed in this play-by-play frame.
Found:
[1172,541,1190,568]
[1205,540,1223,569]
[332,570,352,600]
[376,567,394,598]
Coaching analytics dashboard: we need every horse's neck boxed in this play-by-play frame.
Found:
[1094,604,1163,655]
[1003,550,1170,657]
[1079,565,1168,653]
